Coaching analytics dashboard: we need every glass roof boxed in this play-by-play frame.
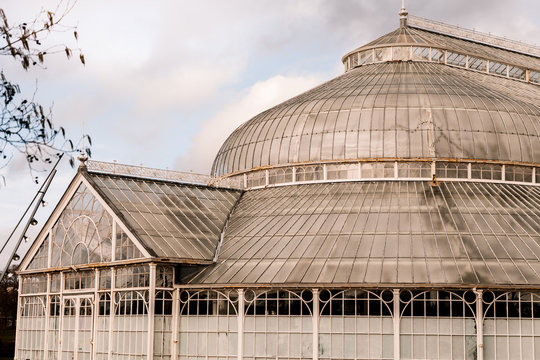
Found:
[347,25,540,71]
[189,181,540,287]
[86,172,242,261]
[212,60,540,177]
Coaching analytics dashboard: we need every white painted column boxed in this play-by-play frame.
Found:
[108,269,115,360]
[148,264,157,360]
[393,289,401,360]
[43,273,51,359]
[312,289,319,360]
[92,269,100,360]
[476,290,484,360]
[57,272,65,357]
[238,289,244,360]
[171,288,180,360]
[14,278,23,360]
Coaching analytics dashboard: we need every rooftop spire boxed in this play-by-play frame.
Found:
[78,121,88,167]
[399,0,408,28]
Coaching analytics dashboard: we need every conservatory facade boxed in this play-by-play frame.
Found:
[15,10,540,360]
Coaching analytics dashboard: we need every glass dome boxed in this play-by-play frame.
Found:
[211,25,540,178]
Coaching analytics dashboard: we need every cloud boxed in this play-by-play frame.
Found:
[175,73,324,174]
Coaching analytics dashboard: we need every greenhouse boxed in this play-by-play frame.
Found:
[15,7,540,360]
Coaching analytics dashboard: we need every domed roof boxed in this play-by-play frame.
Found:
[211,24,540,177]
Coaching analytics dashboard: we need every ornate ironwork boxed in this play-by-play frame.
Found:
[86,160,213,186]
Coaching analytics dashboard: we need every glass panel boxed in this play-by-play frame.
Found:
[27,236,49,270]
[64,271,95,290]
[17,296,46,359]
[468,57,487,71]
[115,265,150,288]
[268,168,293,185]
[319,289,393,359]
[431,48,444,62]
[508,66,526,80]
[359,50,373,65]
[483,292,540,359]
[327,163,358,180]
[156,266,174,288]
[398,162,431,178]
[179,290,238,359]
[447,52,467,67]
[350,53,359,68]
[295,166,323,182]
[489,61,507,76]
[505,165,533,183]
[99,269,111,290]
[154,290,174,359]
[115,227,143,260]
[50,273,61,293]
[246,171,266,187]
[21,274,47,294]
[530,71,540,84]
[375,48,392,62]
[51,183,113,267]
[400,290,476,360]
[244,290,312,359]
[412,47,430,61]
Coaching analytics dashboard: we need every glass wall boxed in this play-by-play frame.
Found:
[16,281,540,360]
[178,289,238,360]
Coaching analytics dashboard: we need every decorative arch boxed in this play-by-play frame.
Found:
[50,183,113,267]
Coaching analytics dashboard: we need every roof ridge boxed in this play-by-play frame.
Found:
[408,15,540,58]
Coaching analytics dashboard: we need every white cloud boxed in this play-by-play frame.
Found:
[175,73,324,174]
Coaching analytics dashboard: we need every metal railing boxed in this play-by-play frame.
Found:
[86,160,213,186]
[408,15,540,58]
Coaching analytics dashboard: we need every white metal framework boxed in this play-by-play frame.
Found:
[16,278,540,360]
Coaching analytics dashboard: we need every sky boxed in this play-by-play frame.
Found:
[0,0,539,269]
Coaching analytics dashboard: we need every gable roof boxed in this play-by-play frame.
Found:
[83,170,243,262]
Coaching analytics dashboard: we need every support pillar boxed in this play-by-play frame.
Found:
[171,288,180,360]
[238,289,244,360]
[313,289,319,360]
[108,269,115,360]
[14,277,23,360]
[393,289,401,360]
[148,264,156,360]
[44,273,51,359]
[475,290,484,360]
[57,272,65,358]
[92,269,100,360]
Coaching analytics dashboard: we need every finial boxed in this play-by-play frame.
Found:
[78,121,88,167]
[399,0,408,28]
